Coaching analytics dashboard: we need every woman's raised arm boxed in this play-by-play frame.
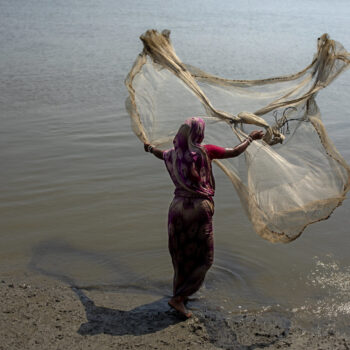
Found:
[205,130,264,159]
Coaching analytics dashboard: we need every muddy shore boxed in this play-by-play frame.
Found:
[0,272,349,350]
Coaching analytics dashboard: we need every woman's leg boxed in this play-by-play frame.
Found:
[167,197,214,317]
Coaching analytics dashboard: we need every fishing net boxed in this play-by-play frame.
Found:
[125,29,350,243]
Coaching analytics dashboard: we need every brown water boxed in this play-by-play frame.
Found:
[1,0,350,334]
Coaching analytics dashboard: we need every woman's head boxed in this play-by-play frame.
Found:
[184,117,205,144]
[173,117,205,150]
[165,116,214,197]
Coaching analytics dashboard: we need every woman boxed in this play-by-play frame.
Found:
[144,117,263,318]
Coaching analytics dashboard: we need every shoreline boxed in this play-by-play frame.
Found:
[1,272,349,349]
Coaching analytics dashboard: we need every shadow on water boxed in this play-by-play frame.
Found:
[29,239,184,335]
[28,239,141,288]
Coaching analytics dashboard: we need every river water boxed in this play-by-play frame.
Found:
[1,0,350,334]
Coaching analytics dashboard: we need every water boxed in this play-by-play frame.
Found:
[1,0,350,333]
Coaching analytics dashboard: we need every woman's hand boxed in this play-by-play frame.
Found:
[249,130,264,140]
[144,143,164,159]
[144,143,153,153]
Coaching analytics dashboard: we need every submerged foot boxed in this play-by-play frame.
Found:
[168,297,192,318]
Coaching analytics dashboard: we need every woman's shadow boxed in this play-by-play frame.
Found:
[29,240,183,336]
[72,287,181,336]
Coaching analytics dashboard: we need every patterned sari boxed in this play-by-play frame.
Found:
[163,117,215,297]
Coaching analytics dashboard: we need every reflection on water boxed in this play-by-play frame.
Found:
[1,0,350,333]
[289,256,350,334]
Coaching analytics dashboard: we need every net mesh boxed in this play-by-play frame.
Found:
[125,29,350,243]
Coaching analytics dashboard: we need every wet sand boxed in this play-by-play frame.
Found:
[1,272,349,350]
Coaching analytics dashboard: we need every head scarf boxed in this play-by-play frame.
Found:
[164,117,215,198]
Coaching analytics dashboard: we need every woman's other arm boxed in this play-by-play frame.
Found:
[205,130,264,159]
[144,143,164,160]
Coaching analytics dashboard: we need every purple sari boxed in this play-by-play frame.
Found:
[163,117,215,297]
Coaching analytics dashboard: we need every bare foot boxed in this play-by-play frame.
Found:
[168,297,192,318]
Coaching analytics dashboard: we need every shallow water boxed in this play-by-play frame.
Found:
[1,0,350,334]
